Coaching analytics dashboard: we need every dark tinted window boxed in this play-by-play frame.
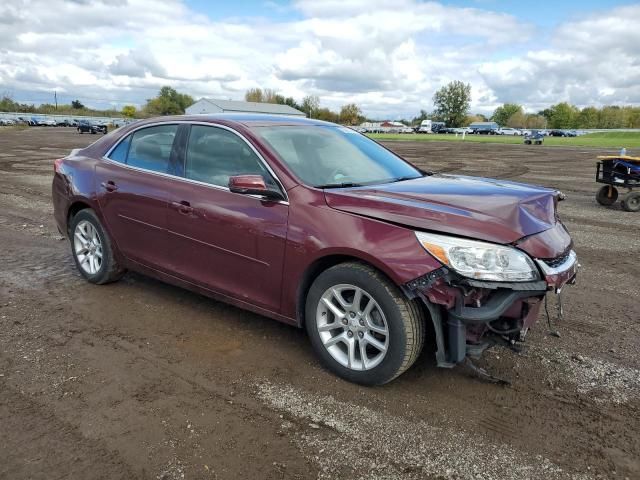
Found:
[127,125,178,173]
[108,134,131,163]
[185,125,274,188]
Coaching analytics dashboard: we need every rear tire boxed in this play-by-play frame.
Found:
[305,262,425,385]
[596,185,618,206]
[621,191,640,212]
[69,209,125,284]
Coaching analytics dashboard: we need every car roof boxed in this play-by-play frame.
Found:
[135,113,335,128]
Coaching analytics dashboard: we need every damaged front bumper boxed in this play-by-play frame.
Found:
[405,250,579,368]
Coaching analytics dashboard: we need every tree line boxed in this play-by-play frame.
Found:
[4,84,639,129]
[243,88,365,125]
[0,95,122,118]
[414,81,640,129]
[491,102,640,129]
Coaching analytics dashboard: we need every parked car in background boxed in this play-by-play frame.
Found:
[549,129,576,137]
[52,113,578,385]
[77,120,107,134]
[497,127,521,136]
[469,122,499,135]
[431,122,446,133]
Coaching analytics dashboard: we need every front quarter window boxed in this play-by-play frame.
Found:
[254,125,421,187]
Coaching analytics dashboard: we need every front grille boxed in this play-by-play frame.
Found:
[542,251,571,268]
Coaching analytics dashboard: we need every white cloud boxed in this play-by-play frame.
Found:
[0,0,638,118]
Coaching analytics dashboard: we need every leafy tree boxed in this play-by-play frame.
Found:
[492,103,522,126]
[464,113,488,126]
[143,86,193,116]
[339,103,363,125]
[432,80,471,127]
[282,96,301,111]
[0,95,18,111]
[71,99,85,109]
[577,107,598,128]
[121,105,137,118]
[547,102,579,129]
[261,89,279,103]
[313,107,339,123]
[301,95,320,118]
[524,114,546,129]
[506,110,527,128]
[245,88,263,103]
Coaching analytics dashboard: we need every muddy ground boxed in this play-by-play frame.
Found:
[0,127,638,480]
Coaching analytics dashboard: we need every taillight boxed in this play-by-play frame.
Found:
[54,158,64,173]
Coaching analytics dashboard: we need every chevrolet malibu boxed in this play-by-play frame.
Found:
[52,114,578,385]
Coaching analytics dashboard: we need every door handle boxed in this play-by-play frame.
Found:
[171,200,194,214]
[101,180,118,192]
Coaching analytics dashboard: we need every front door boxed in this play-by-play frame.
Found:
[166,124,289,313]
[95,124,180,270]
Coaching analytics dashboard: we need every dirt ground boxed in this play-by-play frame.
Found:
[0,127,638,480]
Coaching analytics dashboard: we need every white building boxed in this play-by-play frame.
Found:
[186,98,305,116]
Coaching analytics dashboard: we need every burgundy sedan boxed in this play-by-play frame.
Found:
[52,114,578,385]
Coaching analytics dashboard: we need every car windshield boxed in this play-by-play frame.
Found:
[253,125,421,188]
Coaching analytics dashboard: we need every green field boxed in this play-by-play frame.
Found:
[367,131,640,149]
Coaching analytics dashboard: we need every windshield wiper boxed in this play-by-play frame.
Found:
[315,182,363,189]
[388,175,423,183]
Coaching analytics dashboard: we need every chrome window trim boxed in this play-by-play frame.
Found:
[103,120,289,203]
[535,250,577,276]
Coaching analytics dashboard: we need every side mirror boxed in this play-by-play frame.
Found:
[228,175,284,201]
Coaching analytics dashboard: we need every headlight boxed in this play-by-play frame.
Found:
[415,231,540,282]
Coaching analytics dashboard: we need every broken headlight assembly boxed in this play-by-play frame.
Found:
[415,231,540,282]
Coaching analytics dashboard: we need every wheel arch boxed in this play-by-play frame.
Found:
[295,252,404,328]
[67,200,93,234]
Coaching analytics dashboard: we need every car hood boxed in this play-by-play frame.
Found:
[323,174,561,244]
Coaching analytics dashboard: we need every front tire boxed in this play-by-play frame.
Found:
[70,209,125,284]
[305,262,425,385]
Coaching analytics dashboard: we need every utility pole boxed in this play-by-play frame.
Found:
[54,91,57,111]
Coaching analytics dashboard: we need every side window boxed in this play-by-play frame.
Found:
[107,134,131,163]
[185,125,274,188]
[127,125,178,173]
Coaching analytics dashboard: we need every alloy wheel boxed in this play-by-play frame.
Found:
[73,220,103,275]
[316,284,389,371]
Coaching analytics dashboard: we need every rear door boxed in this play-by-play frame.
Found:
[166,124,289,312]
[95,124,182,270]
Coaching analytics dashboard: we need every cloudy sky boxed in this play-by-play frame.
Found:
[1,0,639,118]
